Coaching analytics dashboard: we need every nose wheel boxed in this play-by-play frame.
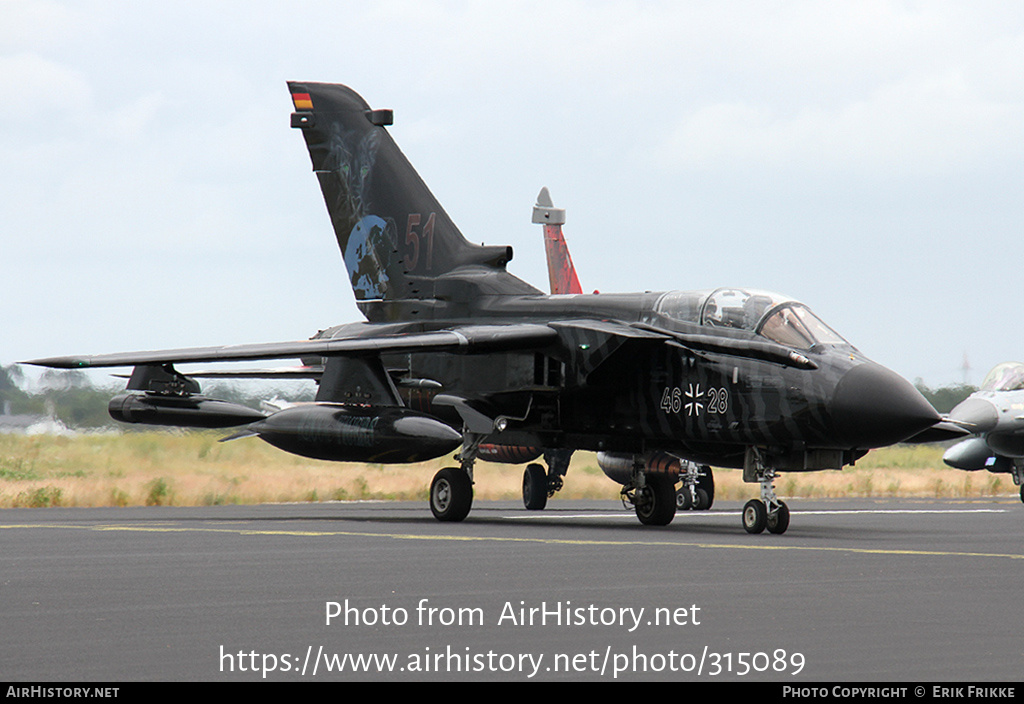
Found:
[742,451,790,534]
[742,498,790,534]
[742,499,767,533]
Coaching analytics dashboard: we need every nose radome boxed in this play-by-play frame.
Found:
[946,397,998,435]
[830,363,941,448]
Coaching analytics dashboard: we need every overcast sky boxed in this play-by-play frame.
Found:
[3,0,1022,389]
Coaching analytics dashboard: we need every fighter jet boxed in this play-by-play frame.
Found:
[942,362,1024,503]
[25,81,941,534]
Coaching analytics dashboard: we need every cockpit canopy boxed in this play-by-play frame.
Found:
[980,362,1024,392]
[655,287,848,350]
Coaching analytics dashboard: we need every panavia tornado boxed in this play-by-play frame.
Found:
[25,82,941,534]
[942,362,1024,503]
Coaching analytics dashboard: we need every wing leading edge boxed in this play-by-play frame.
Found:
[23,324,559,370]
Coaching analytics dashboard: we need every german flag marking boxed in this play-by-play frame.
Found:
[292,93,313,110]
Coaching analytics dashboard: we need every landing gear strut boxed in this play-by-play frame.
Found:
[429,430,482,522]
[742,449,789,535]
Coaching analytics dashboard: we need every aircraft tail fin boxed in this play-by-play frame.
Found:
[533,187,582,295]
[289,82,539,316]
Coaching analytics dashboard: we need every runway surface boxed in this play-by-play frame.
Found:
[0,496,1021,682]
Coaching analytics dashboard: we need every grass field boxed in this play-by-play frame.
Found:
[0,431,1016,508]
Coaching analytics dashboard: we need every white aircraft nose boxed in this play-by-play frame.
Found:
[947,397,999,435]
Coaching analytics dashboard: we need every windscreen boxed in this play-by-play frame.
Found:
[656,287,848,350]
[758,305,847,350]
[980,362,1024,392]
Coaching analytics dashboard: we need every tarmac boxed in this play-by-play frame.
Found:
[0,497,1020,681]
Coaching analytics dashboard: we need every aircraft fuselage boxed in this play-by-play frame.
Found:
[319,289,936,472]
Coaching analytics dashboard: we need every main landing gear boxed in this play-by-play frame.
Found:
[742,449,789,535]
[619,457,677,526]
[676,462,714,511]
[631,473,677,526]
[522,463,548,510]
[429,430,483,522]
[521,449,572,510]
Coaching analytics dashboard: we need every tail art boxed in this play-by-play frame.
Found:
[289,82,539,318]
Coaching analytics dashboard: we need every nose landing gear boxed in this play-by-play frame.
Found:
[742,449,790,535]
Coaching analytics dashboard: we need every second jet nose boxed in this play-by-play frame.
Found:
[946,397,999,435]
[830,363,940,448]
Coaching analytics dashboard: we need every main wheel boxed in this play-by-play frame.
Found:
[696,466,715,510]
[1019,484,1023,504]
[676,486,692,510]
[636,475,677,526]
[766,501,790,534]
[742,499,767,534]
[523,463,548,510]
[693,487,710,511]
[430,467,473,522]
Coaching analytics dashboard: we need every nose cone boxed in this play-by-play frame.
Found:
[947,397,998,435]
[830,363,940,448]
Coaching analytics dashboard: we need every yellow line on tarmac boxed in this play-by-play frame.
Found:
[0,522,1022,561]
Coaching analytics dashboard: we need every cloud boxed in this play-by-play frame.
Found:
[3,0,1022,385]
[657,48,1024,177]
[0,53,92,120]
[0,0,83,52]
[661,77,1021,176]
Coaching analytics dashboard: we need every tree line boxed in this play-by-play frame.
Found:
[0,365,314,429]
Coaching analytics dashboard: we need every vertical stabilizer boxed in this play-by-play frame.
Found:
[289,82,538,315]
[533,187,582,295]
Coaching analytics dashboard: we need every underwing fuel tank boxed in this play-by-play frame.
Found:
[596,452,681,485]
[477,444,542,464]
[248,404,462,463]
[109,393,266,428]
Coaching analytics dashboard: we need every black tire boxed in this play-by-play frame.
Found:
[693,487,710,511]
[636,475,677,526]
[676,486,692,510]
[766,501,790,534]
[742,499,767,534]
[523,463,548,510]
[1019,484,1023,504]
[696,466,715,509]
[430,467,473,522]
